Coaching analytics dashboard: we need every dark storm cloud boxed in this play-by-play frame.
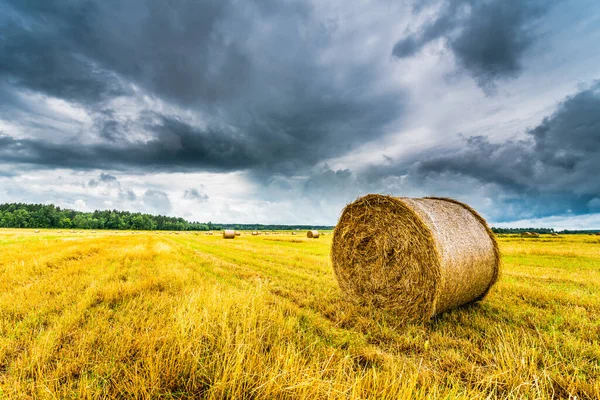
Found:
[183,188,209,202]
[410,82,600,218]
[0,0,403,173]
[0,4,126,103]
[393,0,555,91]
[289,83,600,221]
[0,115,259,171]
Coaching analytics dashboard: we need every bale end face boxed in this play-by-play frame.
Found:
[331,194,499,322]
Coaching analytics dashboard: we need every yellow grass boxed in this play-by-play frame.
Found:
[0,229,598,399]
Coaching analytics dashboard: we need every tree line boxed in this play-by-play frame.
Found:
[0,203,333,231]
[4,203,596,233]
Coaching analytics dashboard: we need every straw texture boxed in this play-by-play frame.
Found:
[331,194,500,321]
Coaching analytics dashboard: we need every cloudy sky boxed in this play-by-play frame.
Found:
[1,0,599,228]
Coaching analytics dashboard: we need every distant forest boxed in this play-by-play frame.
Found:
[0,203,332,231]
[0,203,598,233]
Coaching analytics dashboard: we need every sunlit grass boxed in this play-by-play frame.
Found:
[0,229,598,398]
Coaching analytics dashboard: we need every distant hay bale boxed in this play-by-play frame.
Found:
[252,231,259,236]
[235,231,241,236]
[307,230,319,238]
[551,233,559,237]
[331,194,500,322]
[595,232,600,236]
[34,230,40,233]
[57,230,62,233]
[530,232,540,238]
[521,232,532,237]
[291,232,297,235]
[223,230,236,239]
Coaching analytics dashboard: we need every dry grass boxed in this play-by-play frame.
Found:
[0,229,598,399]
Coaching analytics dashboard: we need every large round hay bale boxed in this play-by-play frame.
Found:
[235,231,241,236]
[307,230,319,238]
[223,230,236,239]
[252,231,259,236]
[331,194,500,322]
[521,232,532,237]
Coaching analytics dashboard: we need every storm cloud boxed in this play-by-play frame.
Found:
[0,0,403,174]
[288,82,600,221]
[392,0,555,91]
[410,82,600,218]
[0,0,598,226]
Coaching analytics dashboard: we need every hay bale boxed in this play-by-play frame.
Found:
[307,230,320,238]
[235,231,241,236]
[331,194,500,322]
[551,233,559,237]
[530,232,540,238]
[223,230,236,239]
[291,232,297,236]
[595,232,600,236]
[34,230,40,233]
[521,232,532,237]
[252,231,259,236]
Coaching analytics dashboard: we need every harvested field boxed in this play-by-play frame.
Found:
[0,229,598,399]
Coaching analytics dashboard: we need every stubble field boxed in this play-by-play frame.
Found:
[0,229,598,399]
